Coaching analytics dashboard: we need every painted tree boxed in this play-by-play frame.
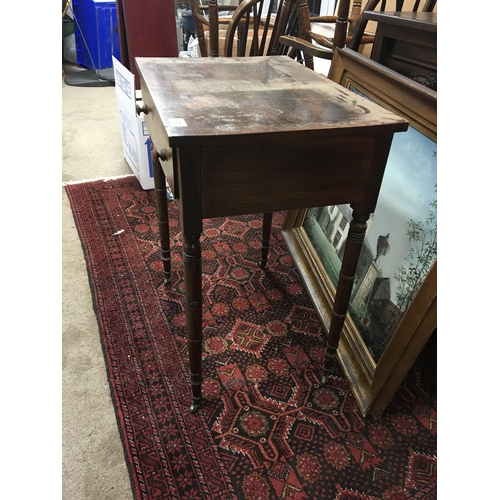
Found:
[393,188,437,313]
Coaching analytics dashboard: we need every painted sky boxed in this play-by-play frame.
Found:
[364,126,437,302]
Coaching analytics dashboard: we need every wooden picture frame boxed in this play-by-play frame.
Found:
[282,48,437,419]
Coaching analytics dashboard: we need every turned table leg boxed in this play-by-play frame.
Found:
[258,212,273,268]
[322,210,369,383]
[183,233,203,413]
[152,147,172,285]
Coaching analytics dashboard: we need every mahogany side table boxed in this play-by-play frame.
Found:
[135,56,408,413]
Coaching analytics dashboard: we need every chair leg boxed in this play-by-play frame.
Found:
[152,147,172,285]
[258,212,273,268]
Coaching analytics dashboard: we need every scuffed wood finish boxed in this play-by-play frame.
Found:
[136,56,407,412]
[136,56,406,147]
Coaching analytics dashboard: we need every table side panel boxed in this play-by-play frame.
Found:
[140,79,177,197]
[199,138,376,218]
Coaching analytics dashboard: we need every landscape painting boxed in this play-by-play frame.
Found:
[303,125,437,362]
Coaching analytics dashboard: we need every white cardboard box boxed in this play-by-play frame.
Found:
[112,56,155,190]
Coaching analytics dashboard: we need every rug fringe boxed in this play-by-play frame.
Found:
[62,173,135,187]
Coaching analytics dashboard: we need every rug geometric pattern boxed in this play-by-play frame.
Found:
[66,177,437,499]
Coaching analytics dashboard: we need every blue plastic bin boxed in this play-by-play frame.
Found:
[73,0,121,70]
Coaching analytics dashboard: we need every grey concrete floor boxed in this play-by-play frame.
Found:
[62,62,134,500]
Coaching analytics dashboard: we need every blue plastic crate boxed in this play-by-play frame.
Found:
[73,0,121,70]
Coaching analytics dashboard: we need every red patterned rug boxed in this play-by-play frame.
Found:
[66,176,437,500]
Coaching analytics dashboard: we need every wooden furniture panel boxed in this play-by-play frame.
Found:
[364,11,437,90]
[200,138,375,217]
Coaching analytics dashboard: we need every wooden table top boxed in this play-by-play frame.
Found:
[135,56,407,147]
[363,11,437,32]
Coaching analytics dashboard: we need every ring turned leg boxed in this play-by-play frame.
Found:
[183,234,203,413]
[152,147,172,285]
[322,211,369,384]
[258,212,273,268]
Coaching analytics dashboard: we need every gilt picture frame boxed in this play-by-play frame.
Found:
[282,48,437,418]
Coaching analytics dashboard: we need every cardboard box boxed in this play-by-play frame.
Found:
[112,56,155,190]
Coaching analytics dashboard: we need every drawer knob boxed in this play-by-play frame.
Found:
[135,104,149,115]
[159,149,172,161]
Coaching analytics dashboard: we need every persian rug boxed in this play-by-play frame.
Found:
[65,176,437,500]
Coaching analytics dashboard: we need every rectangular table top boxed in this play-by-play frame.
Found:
[363,11,437,32]
[135,56,407,148]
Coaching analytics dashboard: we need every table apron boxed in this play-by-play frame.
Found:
[195,138,377,217]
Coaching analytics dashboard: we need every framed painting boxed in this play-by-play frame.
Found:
[282,48,437,418]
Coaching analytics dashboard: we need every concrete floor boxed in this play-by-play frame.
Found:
[62,62,134,499]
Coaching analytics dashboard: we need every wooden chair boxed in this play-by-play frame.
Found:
[279,0,367,69]
[190,0,237,57]
[190,0,305,60]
